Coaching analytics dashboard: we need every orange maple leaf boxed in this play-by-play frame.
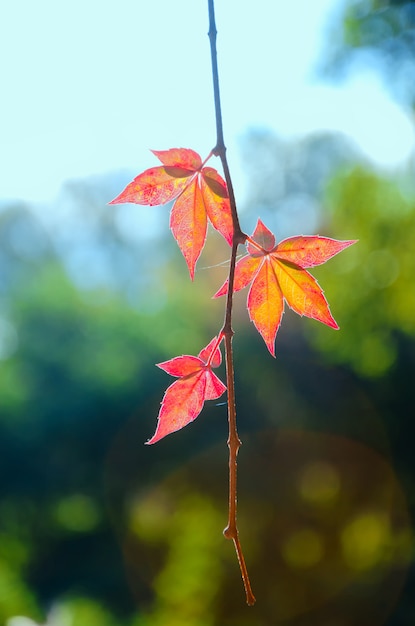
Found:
[146,336,226,444]
[109,148,233,279]
[215,219,356,356]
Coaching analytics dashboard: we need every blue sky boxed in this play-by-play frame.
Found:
[1,0,414,204]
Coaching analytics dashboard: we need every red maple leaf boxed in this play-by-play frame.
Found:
[215,219,356,356]
[109,148,233,279]
[146,335,226,444]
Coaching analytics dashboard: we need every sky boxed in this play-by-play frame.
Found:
[1,0,414,205]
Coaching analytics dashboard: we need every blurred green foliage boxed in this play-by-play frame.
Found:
[1,130,415,624]
[310,166,415,376]
[323,0,415,104]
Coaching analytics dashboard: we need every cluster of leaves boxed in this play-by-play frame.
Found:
[111,148,355,443]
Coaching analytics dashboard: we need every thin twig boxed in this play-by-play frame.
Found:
[207,0,255,606]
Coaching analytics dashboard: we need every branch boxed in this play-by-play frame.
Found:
[207,0,255,606]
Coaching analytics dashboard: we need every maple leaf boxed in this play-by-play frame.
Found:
[109,148,233,279]
[215,219,356,357]
[146,336,226,444]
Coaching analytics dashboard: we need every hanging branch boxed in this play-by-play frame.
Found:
[110,0,355,608]
[207,0,255,606]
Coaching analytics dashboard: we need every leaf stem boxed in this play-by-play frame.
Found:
[207,0,255,606]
